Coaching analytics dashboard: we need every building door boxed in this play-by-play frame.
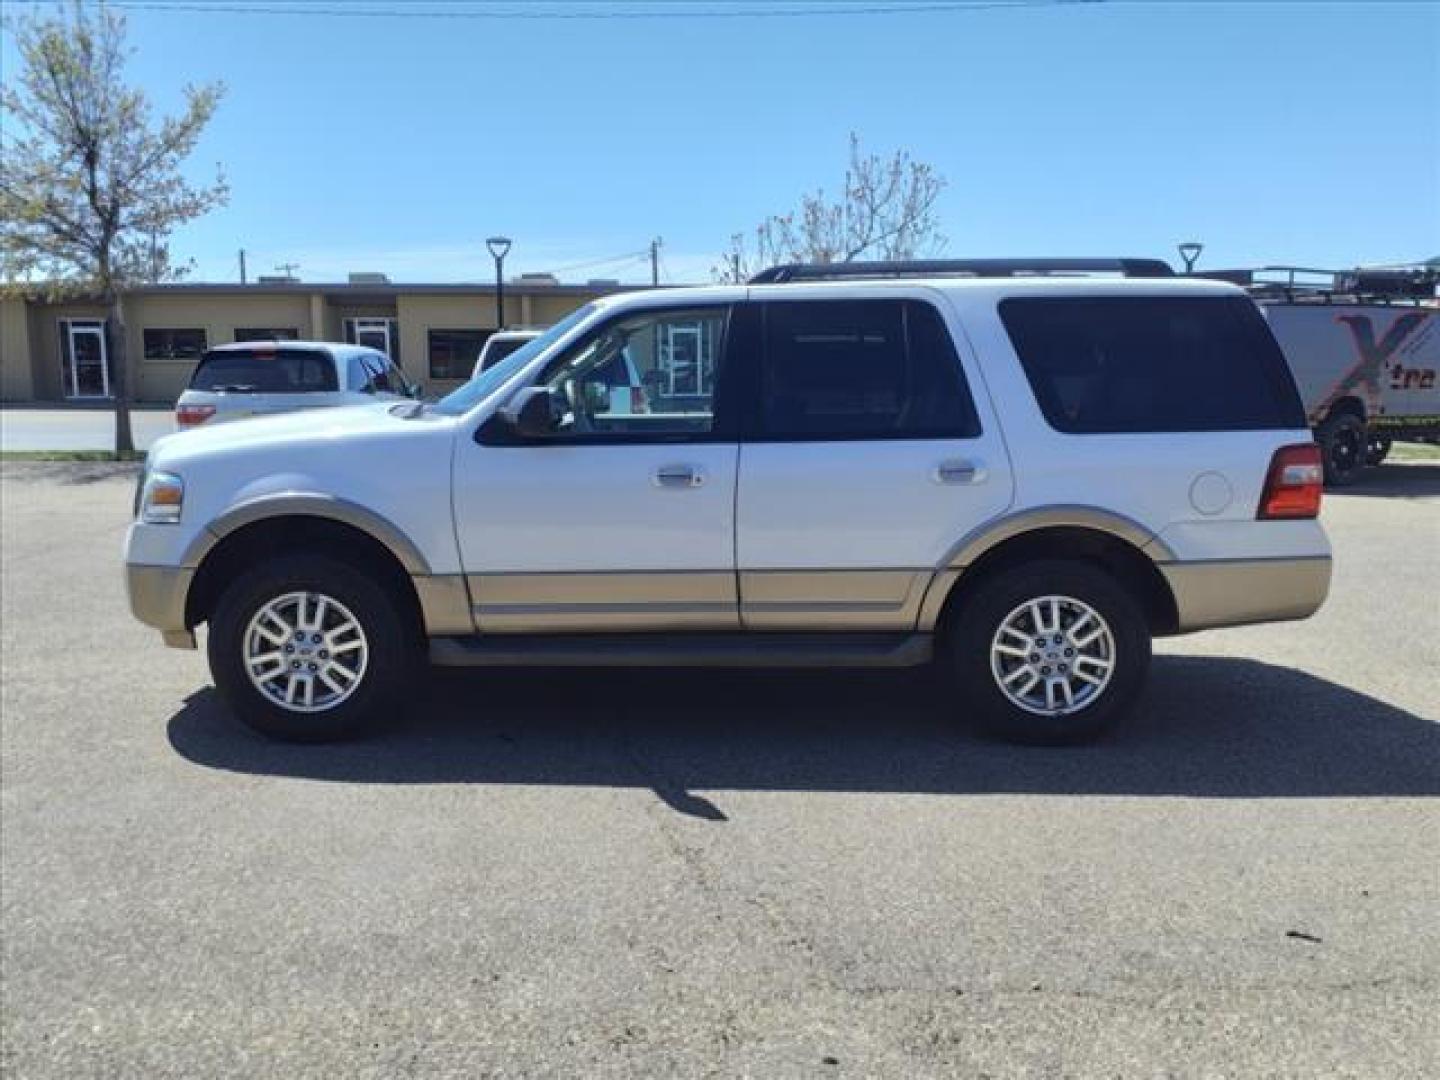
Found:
[344,317,396,359]
[61,321,110,399]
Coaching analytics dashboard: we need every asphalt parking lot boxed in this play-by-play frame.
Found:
[2,461,1437,1078]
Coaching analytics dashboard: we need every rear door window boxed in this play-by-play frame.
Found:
[756,299,981,440]
[999,296,1305,433]
[189,348,338,393]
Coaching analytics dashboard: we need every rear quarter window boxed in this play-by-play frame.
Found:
[189,349,338,393]
[998,296,1306,433]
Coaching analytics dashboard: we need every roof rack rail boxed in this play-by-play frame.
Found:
[748,257,1175,284]
[1199,264,1440,305]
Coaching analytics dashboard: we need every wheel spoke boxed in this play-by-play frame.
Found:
[307,595,328,634]
[249,651,285,676]
[1003,664,1034,686]
[318,667,348,695]
[1028,600,1047,635]
[995,643,1030,659]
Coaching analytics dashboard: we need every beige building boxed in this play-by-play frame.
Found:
[0,279,632,404]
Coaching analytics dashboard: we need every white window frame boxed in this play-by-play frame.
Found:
[660,320,713,397]
[343,317,397,359]
[57,319,110,400]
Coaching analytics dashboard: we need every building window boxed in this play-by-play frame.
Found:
[234,327,299,342]
[428,329,491,380]
[142,328,208,362]
[343,317,401,367]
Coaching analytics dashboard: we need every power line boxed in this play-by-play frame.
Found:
[545,249,649,275]
[90,0,1097,20]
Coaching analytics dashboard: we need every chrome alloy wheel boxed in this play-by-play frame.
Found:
[989,595,1115,716]
[243,591,368,713]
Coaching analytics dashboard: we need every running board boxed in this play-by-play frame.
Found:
[429,632,934,669]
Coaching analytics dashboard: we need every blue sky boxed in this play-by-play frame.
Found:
[4,0,1437,284]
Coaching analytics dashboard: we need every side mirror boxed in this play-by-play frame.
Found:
[499,386,568,439]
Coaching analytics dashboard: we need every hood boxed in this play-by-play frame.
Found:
[147,403,442,466]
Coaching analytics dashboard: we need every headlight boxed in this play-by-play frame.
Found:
[139,471,184,524]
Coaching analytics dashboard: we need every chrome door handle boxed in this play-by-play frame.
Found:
[654,464,704,488]
[935,458,986,484]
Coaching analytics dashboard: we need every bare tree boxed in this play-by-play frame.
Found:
[714,134,946,282]
[1,0,226,456]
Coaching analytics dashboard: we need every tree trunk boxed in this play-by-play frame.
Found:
[107,292,135,459]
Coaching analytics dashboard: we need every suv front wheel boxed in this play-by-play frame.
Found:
[208,554,417,742]
[945,559,1151,744]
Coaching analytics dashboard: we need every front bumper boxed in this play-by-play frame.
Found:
[1158,555,1332,633]
[126,563,197,649]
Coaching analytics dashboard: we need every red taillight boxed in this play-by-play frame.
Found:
[176,404,216,428]
[1258,443,1324,519]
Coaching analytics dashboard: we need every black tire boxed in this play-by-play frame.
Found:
[1365,435,1392,467]
[943,559,1151,745]
[1316,412,1367,486]
[207,553,418,742]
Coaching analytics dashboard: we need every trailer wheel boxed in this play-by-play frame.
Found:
[1316,412,1366,486]
[1366,435,1392,467]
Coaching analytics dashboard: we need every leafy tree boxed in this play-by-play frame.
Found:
[1,0,226,456]
[715,134,946,282]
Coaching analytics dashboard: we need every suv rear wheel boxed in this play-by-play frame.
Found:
[945,559,1150,744]
[208,554,417,742]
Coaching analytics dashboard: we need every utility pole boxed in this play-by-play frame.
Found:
[239,248,247,284]
[650,237,662,286]
[731,252,742,284]
[275,262,300,281]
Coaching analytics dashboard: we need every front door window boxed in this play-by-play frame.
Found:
[60,321,110,399]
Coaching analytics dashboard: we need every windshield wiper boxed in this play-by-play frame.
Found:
[212,383,258,393]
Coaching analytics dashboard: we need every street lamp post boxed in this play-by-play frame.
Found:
[1177,241,1204,275]
[486,236,512,329]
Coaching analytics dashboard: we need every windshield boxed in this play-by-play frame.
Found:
[432,304,599,416]
[189,348,338,393]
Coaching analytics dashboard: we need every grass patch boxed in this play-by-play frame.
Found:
[1389,442,1440,462]
[0,450,141,462]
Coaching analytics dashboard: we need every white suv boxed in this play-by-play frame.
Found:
[174,341,415,429]
[126,259,1331,744]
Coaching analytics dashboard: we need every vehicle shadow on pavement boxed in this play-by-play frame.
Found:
[167,655,1440,817]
